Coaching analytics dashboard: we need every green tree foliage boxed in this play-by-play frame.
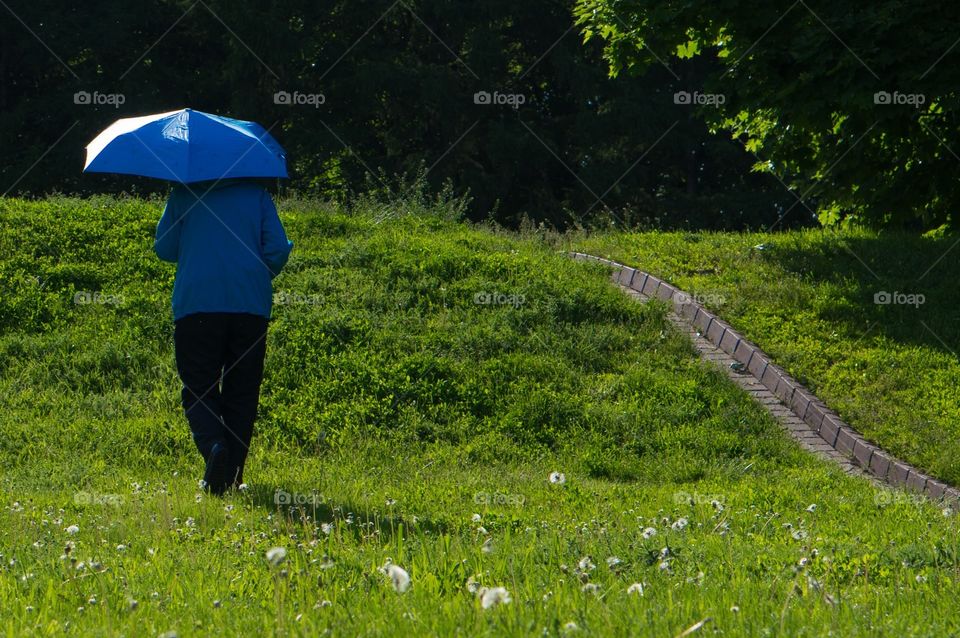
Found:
[575,0,960,229]
[1,0,796,229]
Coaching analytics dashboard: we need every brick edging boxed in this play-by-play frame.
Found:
[569,252,959,502]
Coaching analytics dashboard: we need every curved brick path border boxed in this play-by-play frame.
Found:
[570,252,960,503]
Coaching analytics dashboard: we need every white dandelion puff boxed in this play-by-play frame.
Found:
[627,582,644,595]
[265,547,287,567]
[549,472,566,485]
[65,525,79,535]
[642,527,657,539]
[671,518,688,531]
[383,563,411,593]
[479,586,512,609]
[465,576,481,594]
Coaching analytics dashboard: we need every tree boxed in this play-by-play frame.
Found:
[575,0,960,229]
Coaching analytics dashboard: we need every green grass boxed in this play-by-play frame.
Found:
[2,197,960,636]
[569,229,960,486]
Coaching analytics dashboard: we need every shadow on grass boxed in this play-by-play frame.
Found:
[761,231,960,355]
[241,483,450,540]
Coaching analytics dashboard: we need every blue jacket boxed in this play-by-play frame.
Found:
[154,179,293,321]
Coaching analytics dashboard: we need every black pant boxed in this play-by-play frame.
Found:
[173,312,268,486]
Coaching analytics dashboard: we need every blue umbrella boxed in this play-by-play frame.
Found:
[83,108,287,183]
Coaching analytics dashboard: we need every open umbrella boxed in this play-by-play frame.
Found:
[83,108,287,183]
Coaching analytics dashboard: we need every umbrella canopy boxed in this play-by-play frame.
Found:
[83,108,287,183]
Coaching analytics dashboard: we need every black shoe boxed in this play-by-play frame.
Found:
[204,443,231,496]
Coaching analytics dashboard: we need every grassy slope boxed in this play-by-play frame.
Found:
[570,229,960,486]
[1,198,959,636]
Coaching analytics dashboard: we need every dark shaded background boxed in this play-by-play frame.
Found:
[1,0,801,229]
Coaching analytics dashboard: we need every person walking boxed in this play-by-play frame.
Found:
[154,178,293,495]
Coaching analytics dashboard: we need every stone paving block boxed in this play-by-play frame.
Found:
[747,353,769,378]
[718,329,741,355]
[693,308,715,333]
[760,364,781,393]
[819,416,841,447]
[852,440,875,468]
[803,403,827,432]
[835,427,859,457]
[672,295,694,317]
[617,267,636,286]
[773,376,796,404]
[706,319,728,344]
[641,275,660,297]
[889,462,911,487]
[790,389,812,419]
[630,272,649,293]
[656,283,676,301]
[906,471,928,494]
[733,340,756,366]
[869,451,891,479]
[925,480,947,500]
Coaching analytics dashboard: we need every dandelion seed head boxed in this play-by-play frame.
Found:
[384,563,411,593]
[479,586,511,609]
[265,546,287,567]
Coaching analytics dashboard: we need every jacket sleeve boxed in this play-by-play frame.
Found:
[154,195,181,263]
[260,191,293,279]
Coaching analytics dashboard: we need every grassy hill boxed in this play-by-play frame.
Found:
[571,230,960,486]
[1,196,959,636]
